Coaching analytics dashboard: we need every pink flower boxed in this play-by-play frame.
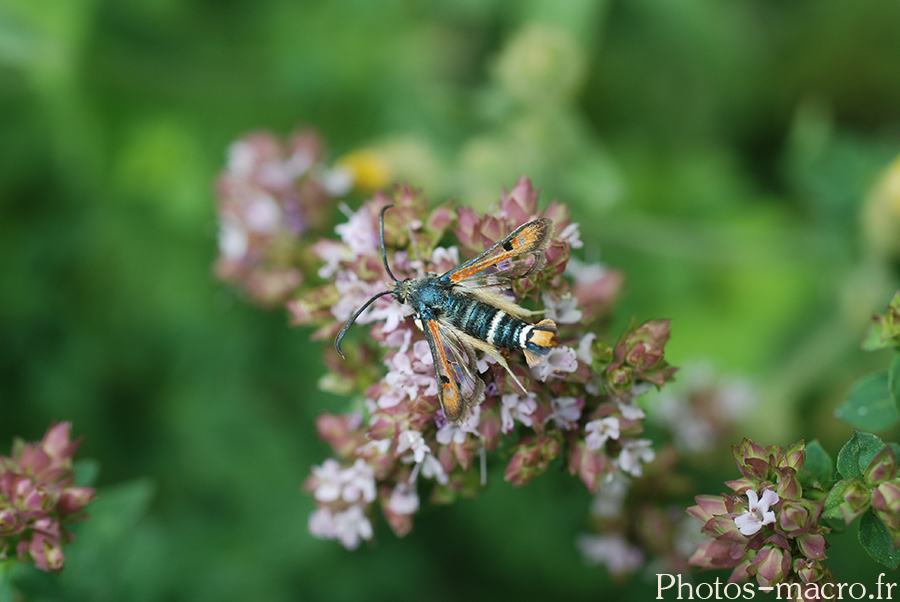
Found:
[542,292,583,325]
[335,204,379,260]
[0,423,94,572]
[545,396,582,430]
[576,533,644,574]
[214,129,348,306]
[530,346,578,381]
[500,393,538,432]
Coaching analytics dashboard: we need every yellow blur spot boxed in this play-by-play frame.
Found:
[336,149,392,193]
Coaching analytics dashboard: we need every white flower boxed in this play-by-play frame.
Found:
[314,240,352,279]
[388,482,420,515]
[416,453,448,485]
[590,473,630,518]
[584,417,620,450]
[218,218,248,260]
[653,391,714,453]
[338,459,377,503]
[309,505,373,551]
[541,292,583,325]
[436,405,481,445]
[576,332,596,365]
[430,246,460,273]
[320,166,354,196]
[226,140,258,176]
[335,204,378,259]
[378,343,436,409]
[616,439,655,477]
[330,272,384,323]
[734,489,779,536]
[311,459,343,503]
[397,430,432,464]
[576,534,643,574]
[567,258,610,287]
[284,147,314,179]
[615,382,651,421]
[500,392,538,432]
[242,193,282,233]
[530,346,578,382]
[545,396,582,430]
[357,438,391,455]
[310,458,376,504]
[558,222,583,249]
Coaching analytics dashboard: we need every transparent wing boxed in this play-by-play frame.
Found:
[441,218,553,290]
[422,318,485,424]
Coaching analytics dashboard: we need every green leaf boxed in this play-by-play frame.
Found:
[836,431,886,479]
[834,372,900,431]
[73,458,100,487]
[858,509,900,570]
[822,478,851,520]
[799,439,833,490]
[889,354,900,412]
[862,323,889,351]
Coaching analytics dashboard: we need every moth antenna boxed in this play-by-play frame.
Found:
[334,289,395,358]
[378,204,401,284]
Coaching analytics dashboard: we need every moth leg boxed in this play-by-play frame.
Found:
[454,330,528,394]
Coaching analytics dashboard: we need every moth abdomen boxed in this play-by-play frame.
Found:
[521,318,559,366]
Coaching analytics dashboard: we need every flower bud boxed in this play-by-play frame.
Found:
[733,438,771,481]
[779,501,811,536]
[839,479,871,523]
[864,446,898,485]
[685,494,731,524]
[793,557,827,584]
[776,472,802,501]
[797,533,827,560]
[749,544,790,587]
[0,507,23,536]
[781,440,806,472]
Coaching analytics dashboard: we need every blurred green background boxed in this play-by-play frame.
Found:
[2,0,900,599]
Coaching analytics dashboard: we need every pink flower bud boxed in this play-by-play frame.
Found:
[864,446,898,485]
[685,494,731,524]
[778,501,811,535]
[750,544,789,587]
[776,473,802,501]
[58,486,96,516]
[839,479,871,523]
[0,507,23,535]
[782,440,806,472]
[797,533,827,560]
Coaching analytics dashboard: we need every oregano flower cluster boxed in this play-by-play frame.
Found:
[288,176,677,548]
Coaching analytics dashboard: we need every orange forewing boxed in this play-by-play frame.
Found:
[447,218,551,283]
[426,320,465,423]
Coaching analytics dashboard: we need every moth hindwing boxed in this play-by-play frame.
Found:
[335,207,560,424]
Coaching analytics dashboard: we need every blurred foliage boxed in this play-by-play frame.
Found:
[2,0,900,599]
